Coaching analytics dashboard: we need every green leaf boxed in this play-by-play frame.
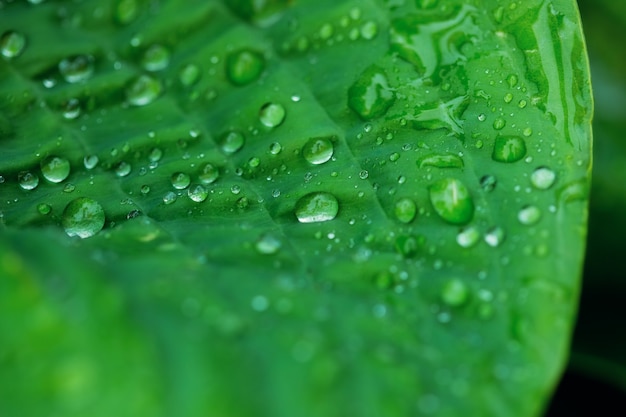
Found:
[0,1,592,416]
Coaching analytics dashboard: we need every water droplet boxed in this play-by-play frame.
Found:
[61,98,81,119]
[484,227,505,247]
[259,103,286,128]
[18,171,39,190]
[531,166,556,190]
[302,136,333,165]
[456,226,480,248]
[115,161,131,177]
[179,63,201,86]
[269,142,282,155]
[319,23,334,40]
[126,74,163,106]
[429,178,474,225]
[395,235,422,257]
[219,130,245,154]
[492,136,526,163]
[226,49,265,86]
[236,196,249,209]
[40,156,70,183]
[418,154,464,169]
[255,233,282,255]
[394,197,417,224]
[477,113,486,122]
[441,279,469,307]
[295,192,339,223]
[115,0,139,24]
[140,185,151,195]
[359,170,369,179]
[504,93,513,103]
[163,191,177,205]
[62,197,105,238]
[1,31,26,59]
[148,147,163,162]
[37,203,51,215]
[63,183,76,193]
[348,65,395,120]
[171,172,191,189]
[389,152,400,162]
[59,55,94,83]
[480,175,497,192]
[492,117,506,130]
[142,44,170,71]
[187,184,208,202]
[360,21,378,40]
[507,74,518,88]
[199,163,219,184]
[518,205,541,225]
[80,156,98,174]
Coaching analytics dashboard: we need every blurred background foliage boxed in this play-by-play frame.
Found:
[547,0,626,414]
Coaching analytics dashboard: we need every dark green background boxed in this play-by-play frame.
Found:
[547,0,626,414]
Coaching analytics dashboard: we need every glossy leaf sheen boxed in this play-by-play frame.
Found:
[0,1,592,417]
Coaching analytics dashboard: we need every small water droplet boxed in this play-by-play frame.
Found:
[360,21,378,40]
[484,227,505,247]
[394,197,417,224]
[219,130,245,154]
[456,226,480,248]
[531,166,556,190]
[259,103,286,128]
[199,163,219,184]
[126,74,163,106]
[179,63,201,86]
[255,233,282,255]
[359,170,369,179]
[115,161,131,177]
[18,171,39,190]
[171,172,191,189]
[163,191,177,205]
[389,152,400,162]
[493,117,506,130]
[418,153,463,169]
[140,185,151,195]
[226,49,265,86]
[1,31,26,59]
[518,205,541,225]
[187,184,208,202]
[429,178,474,225]
[295,192,339,223]
[507,74,518,88]
[61,98,81,119]
[148,147,163,162]
[269,142,282,155]
[492,136,526,163]
[302,136,333,165]
[62,197,105,238]
[231,185,241,195]
[37,203,52,215]
[115,0,139,24]
[59,54,95,83]
[63,183,76,193]
[480,174,497,192]
[441,279,469,307]
[40,156,70,183]
[142,44,170,71]
[348,65,395,120]
[477,113,486,122]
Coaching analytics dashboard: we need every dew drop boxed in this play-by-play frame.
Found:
[187,184,208,202]
[269,142,282,155]
[429,178,474,225]
[40,156,70,183]
[456,226,480,248]
[348,65,395,120]
[61,98,81,119]
[295,192,339,223]
[115,161,131,177]
[148,147,163,162]
[530,166,556,190]
[62,197,105,238]
[359,170,369,179]
[418,153,463,169]
[142,44,170,71]
[479,174,497,192]
[115,0,138,24]
[477,113,486,122]
[518,205,541,225]
[259,103,286,128]
[18,171,39,190]
[82,155,98,170]
[1,31,26,59]
[199,163,219,184]
[360,21,378,40]
[441,279,469,307]
[126,74,163,106]
[171,172,191,189]
[37,203,52,215]
[255,233,282,255]
[179,63,201,86]
[59,55,94,83]
[492,117,506,130]
[219,130,245,154]
[484,227,505,247]
[163,191,177,205]
[226,49,265,86]
[302,136,333,165]
[394,197,417,224]
[140,185,151,195]
[492,136,526,163]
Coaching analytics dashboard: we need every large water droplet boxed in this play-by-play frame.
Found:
[518,205,541,225]
[199,163,219,184]
[441,279,469,307]
[348,65,395,120]
[492,136,526,163]
[187,184,208,202]
[59,55,95,83]
[171,172,191,189]
[126,74,163,106]
[394,197,417,223]
[1,31,26,59]
[429,178,474,225]
[142,44,170,71]
[226,49,265,86]
[41,156,70,183]
[18,171,39,190]
[255,233,282,255]
[219,130,245,154]
[418,153,464,169]
[62,197,105,238]
[302,137,334,165]
[259,103,286,128]
[295,192,339,223]
[531,166,556,190]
